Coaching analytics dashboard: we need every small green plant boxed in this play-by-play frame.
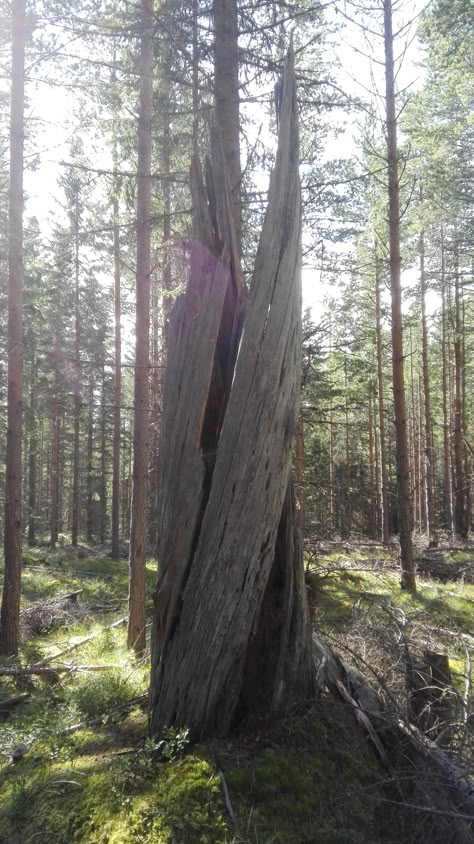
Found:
[156,726,190,761]
[71,670,136,719]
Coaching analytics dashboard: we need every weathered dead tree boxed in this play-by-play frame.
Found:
[149,52,315,739]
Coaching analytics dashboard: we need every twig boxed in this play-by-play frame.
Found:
[37,615,127,665]
[219,769,237,826]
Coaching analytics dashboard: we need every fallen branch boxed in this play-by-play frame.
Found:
[0,663,120,677]
[312,632,474,827]
[219,769,237,826]
[0,693,30,713]
[37,615,127,665]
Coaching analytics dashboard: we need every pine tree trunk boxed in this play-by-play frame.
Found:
[343,365,351,539]
[368,395,376,538]
[441,234,454,534]
[374,395,381,537]
[38,417,44,537]
[453,253,468,538]
[161,85,172,358]
[148,267,160,555]
[111,153,122,559]
[71,211,81,547]
[383,0,414,589]
[410,336,419,532]
[27,362,37,546]
[0,0,26,655]
[50,337,60,548]
[214,0,241,249]
[86,383,93,543]
[295,411,305,535]
[420,232,437,545]
[375,248,390,543]
[128,0,153,654]
[149,55,314,739]
[100,363,107,544]
[418,374,428,534]
[462,300,471,532]
[192,0,199,157]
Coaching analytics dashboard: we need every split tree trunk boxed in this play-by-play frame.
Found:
[0,0,26,656]
[128,0,153,654]
[383,0,414,590]
[149,53,315,739]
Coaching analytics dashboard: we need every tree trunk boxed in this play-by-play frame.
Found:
[453,252,467,538]
[420,232,437,545]
[410,333,421,532]
[147,270,159,554]
[343,363,351,539]
[368,394,376,538]
[295,411,305,536]
[462,298,471,532]
[71,208,81,547]
[50,336,60,548]
[111,144,122,560]
[441,233,454,534]
[86,382,93,543]
[149,54,314,739]
[100,363,107,544]
[128,0,153,654]
[418,374,428,534]
[27,361,37,546]
[192,0,199,158]
[0,0,26,656]
[214,0,241,249]
[375,246,390,543]
[383,0,414,589]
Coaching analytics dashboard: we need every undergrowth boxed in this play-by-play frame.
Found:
[1,544,473,842]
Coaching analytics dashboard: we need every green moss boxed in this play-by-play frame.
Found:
[226,706,381,844]
[0,750,229,844]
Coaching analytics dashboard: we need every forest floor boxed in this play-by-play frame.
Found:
[0,541,474,843]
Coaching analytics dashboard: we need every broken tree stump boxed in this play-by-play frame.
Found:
[407,650,454,742]
[149,48,314,739]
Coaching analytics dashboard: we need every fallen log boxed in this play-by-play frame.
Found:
[312,633,474,838]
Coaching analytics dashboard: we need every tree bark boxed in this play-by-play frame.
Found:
[441,232,454,534]
[213,0,241,250]
[453,251,468,538]
[50,336,60,548]
[383,0,414,589]
[368,394,376,538]
[27,361,37,546]
[375,246,390,544]
[149,54,314,739]
[71,206,81,548]
[86,381,93,543]
[111,141,122,560]
[0,0,26,656]
[295,411,305,536]
[100,363,107,544]
[420,232,437,545]
[128,0,153,654]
